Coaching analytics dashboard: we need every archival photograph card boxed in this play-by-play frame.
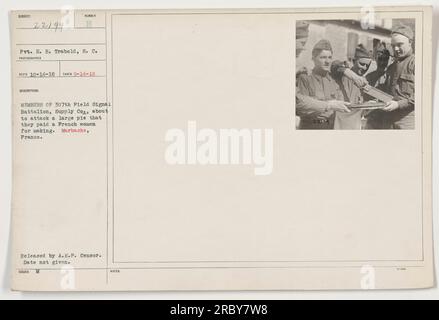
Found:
[10,6,434,291]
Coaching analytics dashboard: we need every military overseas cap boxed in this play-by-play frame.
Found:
[392,24,414,40]
[354,45,372,59]
[312,39,333,57]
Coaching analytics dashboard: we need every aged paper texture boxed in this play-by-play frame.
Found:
[10,7,433,291]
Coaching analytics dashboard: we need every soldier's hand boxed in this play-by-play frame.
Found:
[344,69,369,88]
[352,74,369,88]
[383,100,399,112]
[327,100,351,113]
[363,85,372,92]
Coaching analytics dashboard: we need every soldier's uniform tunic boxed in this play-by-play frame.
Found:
[297,69,344,130]
[366,25,415,129]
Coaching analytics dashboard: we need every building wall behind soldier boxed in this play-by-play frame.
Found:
[296,20,394,74]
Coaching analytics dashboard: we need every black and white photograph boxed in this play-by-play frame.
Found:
[1,1,437,301]
[296,19,416,130]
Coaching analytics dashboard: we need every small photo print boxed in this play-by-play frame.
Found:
[295,19,416,130]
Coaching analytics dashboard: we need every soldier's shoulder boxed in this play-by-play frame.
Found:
[297,73,312,84]
[340,73,354,86]
[407,54,415,72]
[385,60,398,76]
[298,73,311,80]
[387,59,398,69]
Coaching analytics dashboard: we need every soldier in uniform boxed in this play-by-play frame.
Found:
[332,45,373,129]
[296,39,351,130]
[368,25,415,129]
[363,43,392,129]
[295,22,330,128]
